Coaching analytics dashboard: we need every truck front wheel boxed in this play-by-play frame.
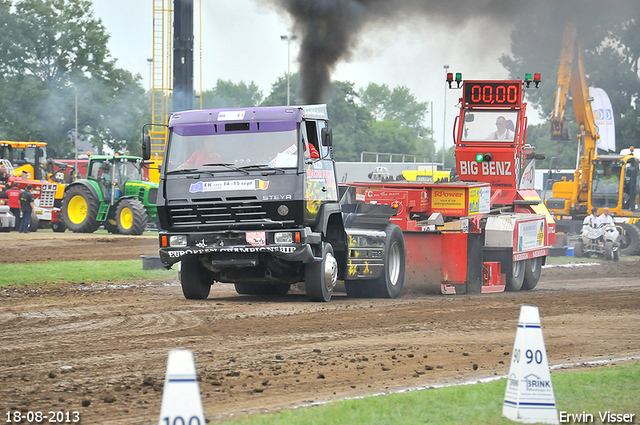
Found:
[305,242,338,302]
[180,256,213,300]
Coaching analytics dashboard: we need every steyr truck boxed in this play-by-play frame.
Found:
[61,155,158,235]
[345,74,555,294]
[145,105,406,302]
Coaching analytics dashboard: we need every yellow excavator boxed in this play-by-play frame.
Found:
[545,21,640,256]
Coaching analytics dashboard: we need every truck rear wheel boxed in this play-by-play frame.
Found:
[522,257,543,291]
[234,284,290,296]
[180,256,212,300]
[506,260,525,291]
[618,222,640,256]
[116,199,147,235]
[62,185,100,233]
[305,242,338,302]
[370,223,405,298]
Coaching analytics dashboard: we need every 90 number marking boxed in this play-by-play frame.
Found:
[512,349,543,364]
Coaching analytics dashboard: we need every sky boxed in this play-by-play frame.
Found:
[91,0,525,154]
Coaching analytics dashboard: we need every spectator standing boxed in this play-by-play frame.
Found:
[18,184,34,233]
[6,182,22,230]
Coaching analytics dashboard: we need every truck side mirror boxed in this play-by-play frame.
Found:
[321,127,333,147]
[142,134,151,161]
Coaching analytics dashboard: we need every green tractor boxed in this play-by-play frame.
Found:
[61,155,158,235]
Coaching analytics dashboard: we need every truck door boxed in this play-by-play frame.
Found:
[303,119,338,224]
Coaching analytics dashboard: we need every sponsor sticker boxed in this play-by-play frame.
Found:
[189,179,269,193]
[246,231,266,247]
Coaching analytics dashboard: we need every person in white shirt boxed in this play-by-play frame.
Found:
[582,208,598,231]
[486,116,515,140]
[597,207,615,226]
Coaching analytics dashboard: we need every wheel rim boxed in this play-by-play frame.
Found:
[324,252,338,292]
[67,195,88,224]
[388,242,401,286]
[119,206,133,230]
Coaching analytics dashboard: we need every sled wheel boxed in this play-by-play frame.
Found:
[506,259,525,291]
[522,256,543,291]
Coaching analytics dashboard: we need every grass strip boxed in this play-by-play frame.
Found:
[217,361,640,425]
[0,259,176,287]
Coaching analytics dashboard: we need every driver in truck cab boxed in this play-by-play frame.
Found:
[180,139,221,168]
[486,116,515,140]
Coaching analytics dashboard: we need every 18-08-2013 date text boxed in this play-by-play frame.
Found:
[5,410,80,423]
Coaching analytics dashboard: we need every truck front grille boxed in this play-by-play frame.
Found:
[166,198,297,231]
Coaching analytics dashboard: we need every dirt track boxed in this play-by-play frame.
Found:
[1,232,639,424]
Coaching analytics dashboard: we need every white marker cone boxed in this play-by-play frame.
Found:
[158,349,206,425]
[503,305,559,424]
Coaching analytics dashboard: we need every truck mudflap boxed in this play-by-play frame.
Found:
[159,243,314,268]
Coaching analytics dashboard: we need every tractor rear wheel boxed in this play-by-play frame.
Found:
[62,185,100,233]
[116,199,147,235]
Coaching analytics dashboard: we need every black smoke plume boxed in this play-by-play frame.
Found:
[270,0,636,104]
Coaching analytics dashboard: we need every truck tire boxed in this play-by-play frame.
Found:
[116,199,147,235]
[573,240,584,258]
[370,223,406,298]
[305,242,338,302]
[522,257,543,291]
[604,241,614,261]
[29,212,39,232]
[62,185,100,233]
[618,222,640,256]
[234,283,290,296]
[180,256,212,300]
[506,260,525,291]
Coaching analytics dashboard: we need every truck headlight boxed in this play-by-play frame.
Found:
[169,235,188,247]
[274,232,293,244]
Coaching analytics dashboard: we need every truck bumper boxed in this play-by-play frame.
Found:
[158,228,319,268]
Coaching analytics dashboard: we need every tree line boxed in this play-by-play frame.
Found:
[1,0,639,169]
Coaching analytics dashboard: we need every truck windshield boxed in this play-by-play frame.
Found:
[462,111,518,142]
[165,129,299,173]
